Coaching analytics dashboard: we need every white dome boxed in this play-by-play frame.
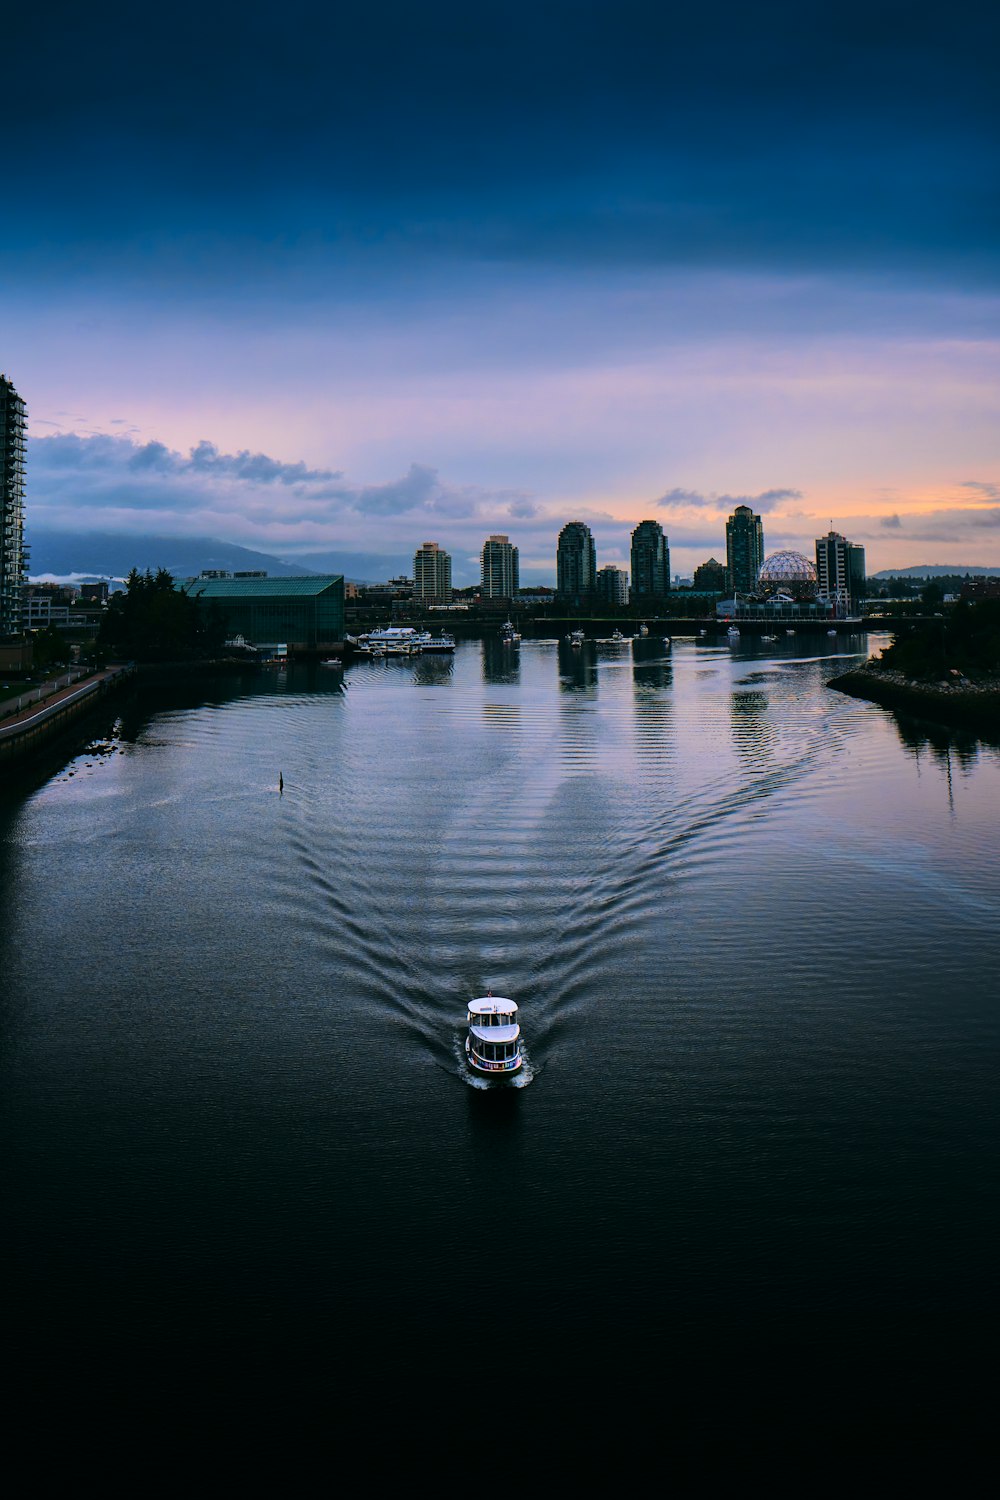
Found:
[758,550,817,587]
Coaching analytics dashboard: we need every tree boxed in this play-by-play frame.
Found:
[31,624,69,671]
[98,569,226,662]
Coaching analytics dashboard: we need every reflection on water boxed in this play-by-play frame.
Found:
[557,637,598,692]
[481,636,520,684]
[2,633,999,1432]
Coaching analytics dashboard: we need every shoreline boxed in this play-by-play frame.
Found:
[828,662,1000,733]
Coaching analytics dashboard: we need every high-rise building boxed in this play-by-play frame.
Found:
[726,505,764,594]
[556,521,597,602]
[693,557,728,591]
[596,565,628,606]
[413,541,452,604]
[481,534,519,598]
[629,520,670,602]
[815,530,866,611]
[0,374,28,637]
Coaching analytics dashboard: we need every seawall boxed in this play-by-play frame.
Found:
[0,665,136,767]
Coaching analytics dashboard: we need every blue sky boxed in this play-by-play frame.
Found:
[4,1,1000,581]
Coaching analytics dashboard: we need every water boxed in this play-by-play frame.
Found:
[2,633,998,1445]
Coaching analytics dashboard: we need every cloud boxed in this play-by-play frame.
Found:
[655,486,802,513]
[25,430,548,580]
[959,480,1000,501]
[881,513,902,529]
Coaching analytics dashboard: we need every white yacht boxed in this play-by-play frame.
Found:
[357,627,421,656]
[420,631,457,653]
[500,620,521,644]
[466,994,522,1077]
[727,625,741,639]
[610,629,626,642]
[569,629,585,647]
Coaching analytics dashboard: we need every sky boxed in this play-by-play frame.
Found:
[3,0,1000,583]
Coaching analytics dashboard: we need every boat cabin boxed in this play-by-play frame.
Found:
[466,996,522,1076]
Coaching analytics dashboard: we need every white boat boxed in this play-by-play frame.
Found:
[500,620,521,644]
[420,631,457,653]
[827,629,837,637]
[465,994,522,1077]
[662,636,672,647]
[568,628,585,647]
[610,629,626,642]
[320,657,344,668]
[637,624,649,636]
[357,627,421,656]
[760,634,777,643]
[785,629,795,636]
[727,625,740,639]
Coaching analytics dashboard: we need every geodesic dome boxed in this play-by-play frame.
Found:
[757,550,817,590]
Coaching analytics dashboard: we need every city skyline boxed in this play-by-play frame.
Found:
[3,3,999,582]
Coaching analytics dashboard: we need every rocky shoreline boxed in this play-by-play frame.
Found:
[828,662,1000,732]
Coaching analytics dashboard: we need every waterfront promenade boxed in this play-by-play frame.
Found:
[0,665,134,764]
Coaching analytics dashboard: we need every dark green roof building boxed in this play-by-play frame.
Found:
[182,575,345,651]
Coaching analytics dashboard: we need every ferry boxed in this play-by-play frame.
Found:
[500,620,521,644]
[465,994,522,1077]
[418,630,457,653]
[356,627,421,656]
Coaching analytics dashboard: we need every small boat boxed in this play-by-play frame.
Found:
[827,629,837,637]
[699,628,707,637]
[500,620,521,644]
[760,634,776,643]
[466,994,522,1077]
[727,625,740,639]
[569,629,585,647]
[662,636,672,648]
[610,629,626,642]
[785,629,795,636]
[320,657,344,668]
[637,624,649,636]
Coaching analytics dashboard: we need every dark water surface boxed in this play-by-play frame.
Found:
[2,634,998,1449]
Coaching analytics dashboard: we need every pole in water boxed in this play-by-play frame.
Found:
[279,771,283,794]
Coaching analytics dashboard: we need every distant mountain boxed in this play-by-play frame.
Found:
[293,549,418,582]
[25,531,423,586]
[26,531,312,581]
[873,564,1000,579]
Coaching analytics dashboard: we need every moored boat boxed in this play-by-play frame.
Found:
[500,620,521,644]
[727,625,740,639]
[465,994,522,1077]
[569,628,585,647]
[357,627,421,656]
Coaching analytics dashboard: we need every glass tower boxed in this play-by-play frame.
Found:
[0,374,28,637]
[556,521,597,603]
[815,531,866,612]
[726,505,764,595]
[481,534,519,598]
[629,519,670,602]
[413,541,453,604]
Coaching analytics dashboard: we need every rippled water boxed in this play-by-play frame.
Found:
[2,633,998,1443]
